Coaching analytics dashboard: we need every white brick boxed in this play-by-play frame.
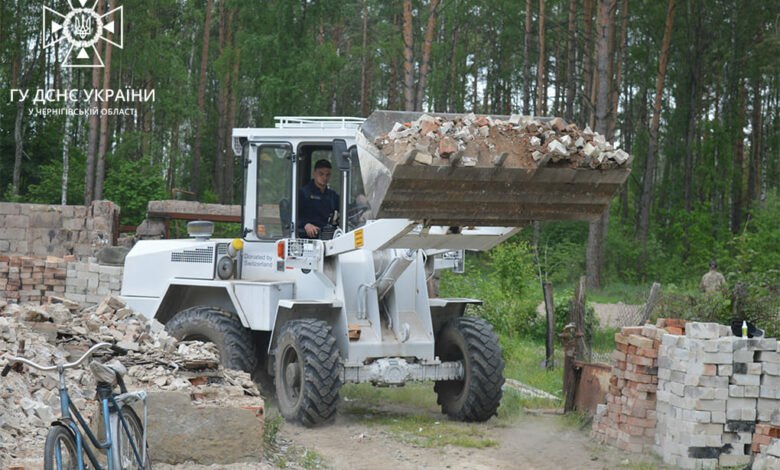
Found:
[731,374,760,386]
[733,350,755,362]
[762,362,780,376]
[686,322,724,340]
[758,351,780,364]
[718,364,733,376]
[760,387,780,399]
[769,439,780,458]
[762,375,780,388]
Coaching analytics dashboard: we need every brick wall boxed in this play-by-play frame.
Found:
[0,255,122,306]
[0,200,120,260]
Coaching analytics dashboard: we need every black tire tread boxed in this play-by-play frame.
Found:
[166,305,257,372]
[435,316,505,422]
[276,319,342,426]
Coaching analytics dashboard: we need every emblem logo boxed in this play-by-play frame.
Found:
[43,0,123,68]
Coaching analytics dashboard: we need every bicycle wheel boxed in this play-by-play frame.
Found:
[109,406,151,470]
[43,425,78,470]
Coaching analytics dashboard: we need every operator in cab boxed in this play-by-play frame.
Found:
[298,159,339,238]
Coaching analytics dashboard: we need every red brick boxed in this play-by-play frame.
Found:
[637,347,658,358]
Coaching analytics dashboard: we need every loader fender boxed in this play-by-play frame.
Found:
[154,282,249,327]
[267,300,348,360]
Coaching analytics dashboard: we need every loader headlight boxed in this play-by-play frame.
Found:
[217,256,234,279]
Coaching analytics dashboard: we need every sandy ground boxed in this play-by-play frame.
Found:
[153,394,663,470]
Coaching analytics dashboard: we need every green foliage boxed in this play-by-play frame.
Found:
[442,242,542,339]
[103,157,168,226]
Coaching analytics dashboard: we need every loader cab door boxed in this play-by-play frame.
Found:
[245,142,294,241]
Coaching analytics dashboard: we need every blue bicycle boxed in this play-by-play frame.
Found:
[3,342,151,470]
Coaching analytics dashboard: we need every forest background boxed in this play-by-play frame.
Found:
[1,0,778,331]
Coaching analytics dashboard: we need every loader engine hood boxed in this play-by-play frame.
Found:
[121,239,228,298]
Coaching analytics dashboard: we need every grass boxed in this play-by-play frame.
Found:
[342,403,499,448]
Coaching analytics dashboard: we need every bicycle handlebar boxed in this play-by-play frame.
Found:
[3,342,114,373]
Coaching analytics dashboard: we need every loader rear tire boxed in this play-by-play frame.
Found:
[275,319,342,426]
[166,306,257,373]
[434,316,505,422]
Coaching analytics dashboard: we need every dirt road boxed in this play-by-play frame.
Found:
[269,385,663,470]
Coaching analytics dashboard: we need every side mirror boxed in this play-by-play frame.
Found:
[332,139,350,171]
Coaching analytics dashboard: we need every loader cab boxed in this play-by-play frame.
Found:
[233,117,367,245]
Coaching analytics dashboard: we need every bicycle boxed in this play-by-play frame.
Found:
[2,342,151,470]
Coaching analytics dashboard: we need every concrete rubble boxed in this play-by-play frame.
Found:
[0,294,263,468]
[374,113,632,170]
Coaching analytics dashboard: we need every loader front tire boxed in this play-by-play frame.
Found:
[434,316,505,422]
[275,319,342,426]
[166,306,257,373]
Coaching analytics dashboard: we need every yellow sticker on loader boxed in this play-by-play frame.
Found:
[355,229,364,248]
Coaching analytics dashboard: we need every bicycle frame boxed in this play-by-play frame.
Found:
[4,342,147,470]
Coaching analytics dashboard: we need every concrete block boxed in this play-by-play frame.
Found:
[762,375,780,388]
[734,338,778,351]
[719,454,750,467]
[762,362,780,376]
[769,438,780,458]
[760,387,780,399]
[758,399,780,425]
[758,351,780,364]
[731,374,760,386]
[685,386,728,401]
[734,349,756,362]
[686,322,725,340]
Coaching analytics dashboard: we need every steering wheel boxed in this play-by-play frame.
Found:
[347,202,372,227]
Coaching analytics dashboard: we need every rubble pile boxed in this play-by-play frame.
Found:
[591,324,664,453]
[374,113,632,169]
[0,295,262,467]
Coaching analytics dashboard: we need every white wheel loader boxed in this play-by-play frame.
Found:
[121,111,630,425]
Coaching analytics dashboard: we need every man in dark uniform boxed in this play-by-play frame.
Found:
[298,159,339,238]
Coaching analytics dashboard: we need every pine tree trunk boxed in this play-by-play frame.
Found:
[586,0,614,290]
[415,0,440,112]
[215,2,229,203]
[85,0,106,204]
[360,0,368,116]
[388,11,399,110]
[565,0,576,122]
[190,0,213,197]
[608,0,627,141]
[523,0,532,115]
[402,0,414,111]
[582,0,594,125]
[95,5,115,201]
[536,0,545,116]
[731,68,747,232]
[472,29,478,111]
[637,0,677,245]
[684,0,702,213]
[12,96,24,197]
[747,74,762,209]
[444,9,459,112]
[225,41,240,203]
[61,67,74,205]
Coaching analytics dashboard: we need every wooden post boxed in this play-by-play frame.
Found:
[570,276,588,362]
[639,282,662,325]
[559,325,583,413]
[543,281,555,371]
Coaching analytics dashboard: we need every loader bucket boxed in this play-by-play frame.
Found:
[356,110,631,227]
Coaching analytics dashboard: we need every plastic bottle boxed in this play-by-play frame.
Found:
[742,320,748,338]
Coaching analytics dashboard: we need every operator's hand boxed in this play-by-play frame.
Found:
[305,223,319,238]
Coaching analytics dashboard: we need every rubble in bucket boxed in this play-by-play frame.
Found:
[0,295,263,467]
[374,113,632,169]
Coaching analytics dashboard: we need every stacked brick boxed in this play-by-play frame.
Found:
[0,256,68,303]
[64,261,123,304]
[0,256,122,306]
[591,324,665,452]
[752,431,780,469]
[654,322,779,469]
[0,200,119,260]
